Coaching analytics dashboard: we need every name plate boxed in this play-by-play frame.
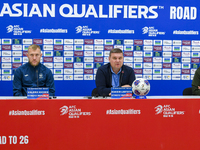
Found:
[27,88,49,99]
[111,87,132,99]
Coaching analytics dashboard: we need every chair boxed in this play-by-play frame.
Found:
[183,87,192,95]
[91,88,99,96]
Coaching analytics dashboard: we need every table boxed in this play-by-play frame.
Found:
[0,97,200,150]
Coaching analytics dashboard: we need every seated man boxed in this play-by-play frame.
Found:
[192,67,200,95]
[95,48,136,96]
[13,44,55,96]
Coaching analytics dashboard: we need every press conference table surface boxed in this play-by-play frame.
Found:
[0,97,200,150]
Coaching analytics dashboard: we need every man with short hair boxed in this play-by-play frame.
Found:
[13,44,55,96]
[95,48,136,96]
[192,67,200,95]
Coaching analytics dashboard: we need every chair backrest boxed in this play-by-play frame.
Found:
[183,87,192,95]
[91,88,98,96]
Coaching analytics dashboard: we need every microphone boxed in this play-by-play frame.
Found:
[36,70,38,87]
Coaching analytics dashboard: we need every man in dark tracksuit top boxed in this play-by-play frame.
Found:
[192,67,200,95]
[13,44,55,96]
[95,48,136,96]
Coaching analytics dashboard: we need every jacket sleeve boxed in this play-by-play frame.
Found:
[95,68,111,96]
[192,68,200,95]
[128,69,136,86]
[46,69,55,96]
[13,69,23,96]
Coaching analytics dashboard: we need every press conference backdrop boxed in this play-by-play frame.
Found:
[0,0,199,96]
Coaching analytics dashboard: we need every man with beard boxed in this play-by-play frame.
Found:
[13,44,55,96]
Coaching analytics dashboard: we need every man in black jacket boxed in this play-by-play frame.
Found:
[95,48,136,96]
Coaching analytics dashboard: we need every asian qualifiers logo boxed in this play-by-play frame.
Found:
[6,25,31,35]
[6,25,13,33]
[155,105,185,117]
[142,26,165,37]
[75,25,100,36]
[155,105,163,114]
[60,106,68,115]
[60,105,92,118]
[76,26,82,33]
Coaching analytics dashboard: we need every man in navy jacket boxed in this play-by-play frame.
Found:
[13,44,55,96]
[95,48,135,96]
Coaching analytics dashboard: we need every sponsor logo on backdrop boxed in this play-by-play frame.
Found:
[64,39,73,44]
[134,69,142,74]
[84,51,93,57]
[124,40,134,45]
[144,75,152,80]
[134,63,142,68]
[173,30,199,35]
[108,29,134,34]
[43,39,53,44]
[54,45,63,50]
[64,75,73,80]
[153,46,162,51]
[143,40,153,45]
[6,25,31,35]
[153,75,161,80]
[84,69,93,74]
[84,45,93,51]
[64,69,73,74]
[84,39,94,44]
[142,26,165,36]
[172,69,181,74]
[94,45,104,50]
[163,40,172,45]
[2,51,11,56]
[94,39,103,44]
[33,39,43,44]
[84,75,93,80]
[134,40,143,45]
[74,39,84,44]
[163,46,172,51]
[13,51,22,56]
[43,57,53,62]
[163,69,171,74]
[54,75,63,80]
[44,63,53,68]
[2,45,11,50]
[143,57,152,62]
[124,63,133,68]
[106,109,141,115]
[60,105,92,118]
[143,69,152,74]
[124,51,133,56]
[64,63,73,68]
[163,75,171,80]
[76,26,100,36]
[143,46,153,51]
[191,58,200,63]
[182,75,190,80]
[2,63,11,68]
[54,63,63,68]
[74,75,83,80]
[74,69,83,74]
[182,40,191,45]
[173,40,182,45]
[74,51,84,57]
[2,75,12,80]
[143,63,152,68]
[40,28,68,33]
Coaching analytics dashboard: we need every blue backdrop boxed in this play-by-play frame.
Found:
[0,0,199,96]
